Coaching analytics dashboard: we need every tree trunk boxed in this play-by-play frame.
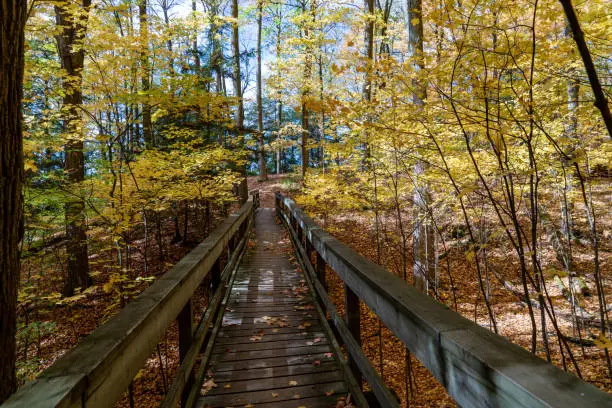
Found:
[232,0,248,203]
[275,7,284,175]
[192,0,201,76]
[300,0,315,179]
[407,0,434,292]
[558,0,612,139]
[0,2,27,401]
[139,0,154,149]
[56,0,92,296]
[256,0,267,181]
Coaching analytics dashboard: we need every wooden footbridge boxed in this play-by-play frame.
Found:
[3,192,611,408]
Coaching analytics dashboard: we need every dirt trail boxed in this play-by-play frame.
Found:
[247,174,296,208]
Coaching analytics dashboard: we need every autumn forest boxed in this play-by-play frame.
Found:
[0,0,611,406]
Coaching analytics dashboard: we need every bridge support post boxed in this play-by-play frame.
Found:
[296,222,303,243]
[178,300,193,406]
[344,284,362,389]
[211,258,221,293]
[316,253,326,291]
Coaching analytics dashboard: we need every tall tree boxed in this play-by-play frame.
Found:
[232,0,248,203]
[407,0,434,292]
[559,0,612,139]
[299,0,315,179]
[0,0,27,401]
[55,0,93,296]
[256,0,268,181]
[140,0,154,148]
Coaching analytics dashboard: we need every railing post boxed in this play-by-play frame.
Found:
[316,252,326,290]
[297,221,303,243]
[178,300,193,406]
[344,284,362,389]
[211,258,221,293]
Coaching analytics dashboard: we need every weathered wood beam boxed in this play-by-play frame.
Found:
[2,200,254,408]
[275,192,612,408]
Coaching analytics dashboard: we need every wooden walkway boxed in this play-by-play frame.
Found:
[197,208,349,408]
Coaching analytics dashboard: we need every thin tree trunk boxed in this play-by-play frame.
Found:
[559,0,612,139]
[139,0,154,149]
[232,0,248,203]
[56,0,92,297]
[0,1,27,401]
[192,0,201,76]
[299,0,315,179]
[256,0,267,181]
[407,0,434,292]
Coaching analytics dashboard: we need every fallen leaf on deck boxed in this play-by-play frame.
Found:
[326,389,335,396]
[201,379,217,395]
[289,380,298,386]
[313,360,321,366]
[324,352,333,358]
[224,384,232,389]
[271,392,280,398]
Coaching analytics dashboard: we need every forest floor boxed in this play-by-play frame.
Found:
[247,173,612,407]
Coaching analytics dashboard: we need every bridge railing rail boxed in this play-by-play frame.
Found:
[275,191,611,408]
[3,192,259,408]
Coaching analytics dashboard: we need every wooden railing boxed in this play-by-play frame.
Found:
[275,192,612,408]
[3,192,259,408]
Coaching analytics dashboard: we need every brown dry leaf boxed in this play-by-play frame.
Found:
[244,404,255,408]
[326,389,335,396]
[293,394,301,399]
[271,392,280,398]
[289,380,298,386]
[224,384,232,389]
[201,379,217,395]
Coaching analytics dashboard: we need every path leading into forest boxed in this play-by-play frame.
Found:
[196,208,350,407]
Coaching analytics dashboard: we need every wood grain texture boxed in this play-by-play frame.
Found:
[198,209,349,408]
[0,0,27,402]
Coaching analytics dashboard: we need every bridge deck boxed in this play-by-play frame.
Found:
[197,208,349,408]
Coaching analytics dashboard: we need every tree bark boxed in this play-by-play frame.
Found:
[300,0,315,179]
[0,1,26,401]
[232,0,248,203]
[256,0,267,181]
[407,0,434,292]
[139,0,154,149]
[55,0,92,297]
[559,0,612,139]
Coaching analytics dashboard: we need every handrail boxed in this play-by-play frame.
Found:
[275,192,612,408]
[3,194,259,408]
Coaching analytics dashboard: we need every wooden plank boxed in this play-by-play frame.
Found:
[216,331,327,345]
[238,395,345,408]
[211,345,331,363]
[209,354,337,373]
[199,381,347,407]
[212,338,330,354]
[217,325,323,337]
[211,362,338,382]
[206,371,343,395]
